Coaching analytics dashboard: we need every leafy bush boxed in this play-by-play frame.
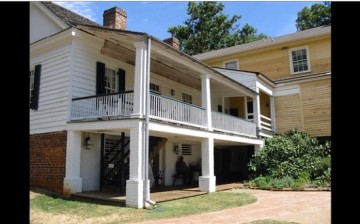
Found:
[246,176,271,189]
[268,178,287,189]
[248,129,331,182]
[312,168,331,187]
[246,175,307,190]
[291,172,310,190]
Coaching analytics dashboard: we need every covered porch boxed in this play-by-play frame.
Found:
[71,182,245,206]
[65,26,264,208]
[65,119,262,207]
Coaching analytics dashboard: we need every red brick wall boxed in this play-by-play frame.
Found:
[30,131,67,194]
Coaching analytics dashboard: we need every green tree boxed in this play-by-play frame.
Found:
[296,2,331,31]
[168,1,267,55]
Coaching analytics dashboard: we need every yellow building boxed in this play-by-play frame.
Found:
[194,25,331,141]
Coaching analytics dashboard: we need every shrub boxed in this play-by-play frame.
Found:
[248,129,331,183]
[312,168,331,187]
[247,176,271,189]
[246,175,296,190]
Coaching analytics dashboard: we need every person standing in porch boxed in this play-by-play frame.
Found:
[176,156,193,185]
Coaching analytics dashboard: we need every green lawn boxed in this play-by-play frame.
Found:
[30,190,256,223]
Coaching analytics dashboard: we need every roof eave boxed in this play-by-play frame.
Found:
[194,26,331,61]
[76,24,257,97]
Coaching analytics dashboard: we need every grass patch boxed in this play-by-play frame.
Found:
[148,192,256,219]
[31,191,256,223]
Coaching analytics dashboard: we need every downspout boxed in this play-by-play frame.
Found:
[143,37,156,207]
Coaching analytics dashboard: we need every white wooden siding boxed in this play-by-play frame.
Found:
[30,42,72,134]
[81,133,101,191]
[30,3,65,44]
[274,85,300,96]
[150,73,201,107]
[71,39,136,99]
[71,37,202,107]
[214,68,257,91]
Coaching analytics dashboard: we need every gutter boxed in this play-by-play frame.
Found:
[274,72,331,84]
[143,37,156,207]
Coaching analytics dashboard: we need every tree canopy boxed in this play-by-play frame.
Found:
[296,2,331,31]
[167,1,267,55]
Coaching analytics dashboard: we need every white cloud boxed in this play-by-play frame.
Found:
[53,1,97,22]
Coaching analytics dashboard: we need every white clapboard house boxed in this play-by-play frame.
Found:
[30,2,275,208]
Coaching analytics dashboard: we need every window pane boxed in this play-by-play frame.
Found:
[291,48,309,73]
[225,61,238,69]
[247,101,253,113]
[182,93,192,104]
[150,83,160,93]
[105,67,117,93]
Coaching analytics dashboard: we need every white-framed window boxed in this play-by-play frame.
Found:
[150,83,160,94]
[182,93,192,104]
[223,59,239,70]
[29,69,35,106]
[246,100,254,121]
[104,67,118,94]
[289,46,311,74]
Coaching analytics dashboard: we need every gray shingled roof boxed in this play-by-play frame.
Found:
[41,2,101,27]
[194,25,331,61]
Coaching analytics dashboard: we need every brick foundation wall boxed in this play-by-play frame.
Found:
[30,131,67,194]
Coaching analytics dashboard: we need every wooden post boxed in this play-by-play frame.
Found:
[99,133,104,191]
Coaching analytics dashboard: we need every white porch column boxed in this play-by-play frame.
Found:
[199,137,216,192]
[270,96,276,132]
[244,96,248,120]
[63,130,82,194]
[201,74,212,130]
[132,41,147,117]
[255,140,264,153]
[126,121,144,208]
[253,88,261,133]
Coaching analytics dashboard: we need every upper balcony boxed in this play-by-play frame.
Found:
[71,91,258,138]
[67,27,274,138]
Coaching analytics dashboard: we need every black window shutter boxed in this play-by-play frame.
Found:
[117,68,126,92]
[29,71,31,106]
[96,62,105,94]
[31,64,41,110]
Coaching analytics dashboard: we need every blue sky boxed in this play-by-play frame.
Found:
[54,1,322,40]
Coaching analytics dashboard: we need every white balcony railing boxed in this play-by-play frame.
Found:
[212,111,257,137]
[71,91,134,120]
[71,92,258,137]
[150,93,207,127]
[260,114,272,132]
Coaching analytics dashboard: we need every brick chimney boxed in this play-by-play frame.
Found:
[163,37,180,50]
[103,7,127,30]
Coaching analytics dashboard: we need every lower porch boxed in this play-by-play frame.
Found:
[65,118,263,208]
[71,182,245,206]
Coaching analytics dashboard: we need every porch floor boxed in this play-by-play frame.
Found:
[71,182,244,206]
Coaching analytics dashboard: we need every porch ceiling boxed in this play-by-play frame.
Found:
[78,25,257,96]
[149,130,257,147]
[79,26,202,90]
